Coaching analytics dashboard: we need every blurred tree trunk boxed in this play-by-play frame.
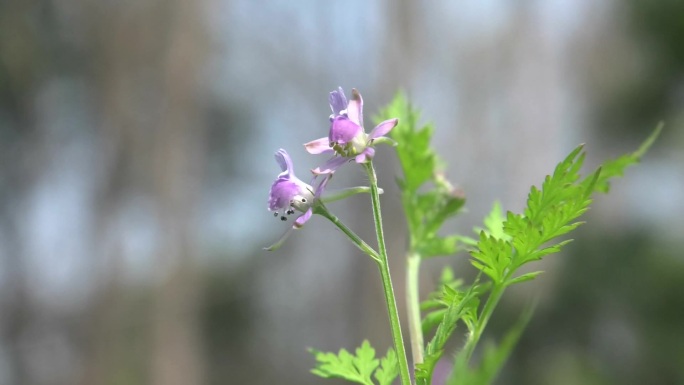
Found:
[149,0,207,383]
[81,0,208,384]
[0,1,53,383]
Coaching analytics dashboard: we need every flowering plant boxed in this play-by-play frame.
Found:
[304,87,398,173]
[266,87,661,385]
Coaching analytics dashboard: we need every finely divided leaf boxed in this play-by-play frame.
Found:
[309,340,380,385]
[499,145,589,278]
[310,341,398,385]
[375,93,467,258]
[419,235,462,259]
[354,341,380,381]
[420,268,466,334]
[374,349,400,385]
[376,93,437,193]
[450,306,533,385]
[480,201,509,240]
[505,271,544,286]
[470,125,660,288]
[415,282,481,385]
[594,122,662,193]
[470,232,513,285]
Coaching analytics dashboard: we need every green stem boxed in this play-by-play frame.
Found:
[316,205,380,263]
[364,162,412,385]
[320,186,384,204]
[406,252,424,365]
[461,283,505,362]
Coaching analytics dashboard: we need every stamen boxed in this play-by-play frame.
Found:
[273,212,278,217]
[280,216,287,221]
[301,198,307,203]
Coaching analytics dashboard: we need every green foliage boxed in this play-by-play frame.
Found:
[376,93,437,193]
[468,124,661,290]
[415,280,481,385]
[470,231,514,285]
[471,145,590,286]
[375,93,469,258]
[593,122,662,193]
[500,145,595,284]
[419,267,465,335]
[477,201,510,241]
[310,341,399,385]
[420,276,482,337]
[374,349,400,385]
[449,125,661,383]
[449,306,533,385]
[313,92,660,385]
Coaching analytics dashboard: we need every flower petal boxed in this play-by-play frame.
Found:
[329,87,348,116]
[354,147,375,164]
[274,149,294,178]
[314,174,332,197]
[312,156,348,175]
[329,117,362,145]
[304,137,334,155]
[294,208,313,228]
[369,118,398,139]
[268,178,301,211]
[347,88,363,126]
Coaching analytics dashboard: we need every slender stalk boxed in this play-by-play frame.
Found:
[364,162,412,385]
[406,251,424,365]
[460,283,505,362]
[320,186,384,204]
[316,205,380,263]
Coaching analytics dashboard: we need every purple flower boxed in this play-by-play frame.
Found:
[304,87,398,174]
[265,149,329,250]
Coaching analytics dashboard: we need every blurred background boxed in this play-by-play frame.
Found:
[0,1,682,384]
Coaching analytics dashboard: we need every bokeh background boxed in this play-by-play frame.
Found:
[0,1,682,384]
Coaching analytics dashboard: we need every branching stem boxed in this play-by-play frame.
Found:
[461,283,505,362]
[316,205,380,263]
[364,162,412,385]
